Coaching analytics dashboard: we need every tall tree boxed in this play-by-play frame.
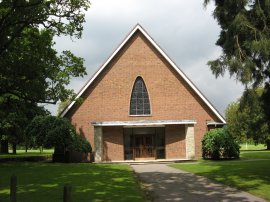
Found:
[225,88,270,149]
[204,0,270,133]
[0,28,86,105]
[1,0,90,104]
[0,96,48,153]
[225,101,247,142]
[0,0,90,55]
[0,0,90,152]
[0,27,86,153]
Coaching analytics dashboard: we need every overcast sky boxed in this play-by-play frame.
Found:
[45,0,244,116]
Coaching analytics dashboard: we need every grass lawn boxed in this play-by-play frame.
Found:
[0,163,147,202]
[241,150,270,159]
[0,149,53,159]
[171,154,270,201]
[239,143,266,151]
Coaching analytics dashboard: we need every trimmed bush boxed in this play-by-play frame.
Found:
[26,116,74,149]
[69,134,92,153]
[202,128,240,160]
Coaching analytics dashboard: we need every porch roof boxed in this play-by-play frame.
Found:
[91,120,197,127]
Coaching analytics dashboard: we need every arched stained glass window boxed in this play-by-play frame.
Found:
[130,77,151,115]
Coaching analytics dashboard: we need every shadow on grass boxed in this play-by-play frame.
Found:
[0,163,145,202]
[170,160,270,201]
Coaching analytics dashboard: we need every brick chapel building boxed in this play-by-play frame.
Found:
[61,24,226,162]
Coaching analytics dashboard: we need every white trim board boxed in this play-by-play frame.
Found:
[91,120,197,127]
[60,24,226,124]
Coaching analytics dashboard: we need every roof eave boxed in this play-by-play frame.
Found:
[91,120,197,127]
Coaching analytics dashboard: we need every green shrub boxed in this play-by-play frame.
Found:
[26,115,92,154]
[202,128,240,160]
[69,132,92,153]
[26,116,73,149]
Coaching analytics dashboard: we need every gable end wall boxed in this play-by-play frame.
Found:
[65,31,221,158]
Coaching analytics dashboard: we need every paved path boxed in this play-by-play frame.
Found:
[131,164,266,202]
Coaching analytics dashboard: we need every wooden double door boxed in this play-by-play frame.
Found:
[123,127,165,160]
[133,134,155,160]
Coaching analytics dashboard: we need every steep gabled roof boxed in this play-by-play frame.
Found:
[60,24,226,123]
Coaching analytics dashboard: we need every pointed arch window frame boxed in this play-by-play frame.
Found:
[129,76,151,116]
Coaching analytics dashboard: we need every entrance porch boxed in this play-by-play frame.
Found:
[92,120,196,162]
[123,127,165,161]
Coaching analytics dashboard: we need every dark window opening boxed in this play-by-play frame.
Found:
[130,77,151,115]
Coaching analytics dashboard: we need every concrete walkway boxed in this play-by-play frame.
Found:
[131,164,267,202]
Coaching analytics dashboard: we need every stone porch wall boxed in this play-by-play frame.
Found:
[185,124,195,160]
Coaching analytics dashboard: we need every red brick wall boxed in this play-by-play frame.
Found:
[103,126,124,161]
[165,125,186,159]
[66,30,222,161]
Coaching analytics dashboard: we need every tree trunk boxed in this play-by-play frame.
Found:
[266,140,270,150]
[0,140,9,154]
[12,143,16,154]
